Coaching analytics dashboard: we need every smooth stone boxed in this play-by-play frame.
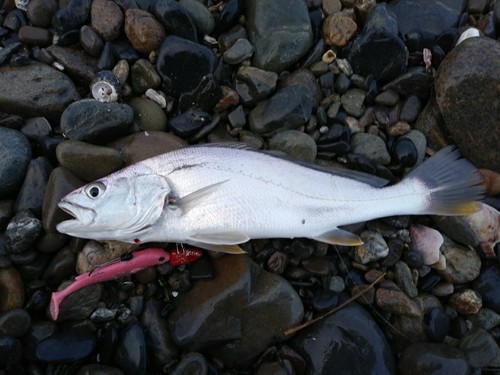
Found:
[35,231,68,254]
[170,352,208,375]
[431,282,454,297]
[249,85,313,136]
[213,0,243,35]
[394,261,418,298]
[0,336,22,365]
[390,0,466,47]
[18,25,52,46]
[76,364,125,375]
[280,68,323,108]
[45,45,98,84]
[36,328,96,362]
[223,38,254,65]
[168,255,303,368]
[402,129,427,166]
[179,0,214,35]
[156,35,217,97]
[152,0,198,42]
[438,236,481,284]
[268,130,317,161]
[244,0,312,72]
[346,4,408,82]
[448,289,482,315]
[0,308,31,337]
[80,25,104,57]
[473,265,500,313]
[312,289,341,312]
[0,127,31,197]
[468,308,500,331]
[235,65,278,106]
[55,283,102,321]
[0,267,25,312]
[392,138,418,167]
[20,117,52,141]
[354,231,390,264]
[341,88,367,117]
[108,131,187,165]
[130,58,162,94]
[124,9,165,54]
[42,246,77,283]
[5,210,42,254]
[228,105,246,128]
[351,133,391,165]
[322,13,357,47]
[290,303,395,375]
[425,307,450,342]
[219,24,248,51]
[460,327,500,368]
[91,0,123,41]
[56,140,124,182]
[14,157,52,216]
[375,90,400,106]
[400,95,422,123]
[60,99,133,143]
[301,256,330,276]
[382,66,434,98]
[169,108,212,138]
[375,287,421,317]
[41,167,83,233]
[0,63,80,120]
[398,343,470,375]
[127,97,167,132]
[27,0,58,27]
[21,320,57,361]
[435,37,500,171]
[114,323,147,375]
[52,0,92,35]
[178,74,222,113]
[140,299,179,369]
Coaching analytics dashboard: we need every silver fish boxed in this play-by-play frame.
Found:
[56,144,485,253]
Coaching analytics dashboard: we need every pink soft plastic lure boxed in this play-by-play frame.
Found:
[50,247,203,320]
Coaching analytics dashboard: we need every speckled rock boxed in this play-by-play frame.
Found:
[0,63,79,121]
[341,88,367,117]
[351,133,391,165]
[5,210,43,254]
[449,289,482,315]
[56,141,124,182]
[245,0,313,72]
[268,130,317,161]
[91,0,124,41]
[438,236,481,284]
[355,231,390,264]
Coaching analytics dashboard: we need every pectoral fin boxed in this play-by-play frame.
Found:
[188,231,250,245]
[312,228,363,246]
[174,180,228,213]
[186,240,247,254]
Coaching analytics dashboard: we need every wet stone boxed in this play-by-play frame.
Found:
[266,251,288,275]
[245,0,312,72]
[124,9,165,54]
[36,328,96,362]
[115,323,147,375]
[398,343,470,375]
[80,25,104,57]
[128,97,167,133]
[152,0,198,42]
[178,74,222,113]
[375,90,400,107]
[170,352,208,375]
[0,267,25,312]
[0,336,22,365]
[391,138,418,167]
[56,140,123,182]
[0,127,31,197]
[169,108,211,138]
[235,66,278,106]
[402,129,426,165]
[351,133,391,165]
[5,210,42,255]
[346,4,408,82]
[268,130,317,161]
[473,265,500,313]
[290,303,395,375]
[179,0,214,35]
[223,38,254,65]
[91,0,123,41]
[249,85,313,136]
[156,36,217,97]
[60,99,133,143]
[213,0,243,36]
[0,308,31,337]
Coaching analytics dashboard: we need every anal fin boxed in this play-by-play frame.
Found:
[312,228,363,246]
[186,240,247,254]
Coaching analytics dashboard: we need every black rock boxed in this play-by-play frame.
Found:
[178,74,222,113]
[14,157,52,216]
[169,108,211,138]
[170,352,208,375]
[0,127,31,197]
[391,137,418,167]
[152,0,197,42]
[473,265,500,313]
[404,250,423,268]
[36,328,96,362]
[345,153,378,176]
[52,0,92,35]
[21,320,57,361]
[97,42,116,71]
[419,271,442,292]
[213,0,242,36]
[312,289,342,312]
[435,28,459,53]
[3,9,27,31]
[290,303,396,375]
[80,25,104,57]
[0,335,22,365]
[112,39,140,64]
[156,36,217,97]
[115,323,147,375]
[319,72,335,96]
[390,0,466,48]
[382,66,433,98]
[97,323,120,365]
[60,99,133,144]
[5,210,42,254]
[0,308,31,337]
[346,4,408,83]
[425,307,450,343]
[235,66,278,106]
[399,95,421,123]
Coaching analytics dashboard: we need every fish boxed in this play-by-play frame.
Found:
[49,247,203,320]
[56,144,485,253]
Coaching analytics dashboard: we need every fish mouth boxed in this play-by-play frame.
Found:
[57,200,96,232]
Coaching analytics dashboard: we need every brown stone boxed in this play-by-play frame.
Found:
[91,0,124,41]
[375,287,421,317]
[46,45,98,84]
[323,14,357,46]
[449,289,482,315]
[124,9,165,54]
[322,0,342,15]
[18,26,52,46]
[0,267,25,312]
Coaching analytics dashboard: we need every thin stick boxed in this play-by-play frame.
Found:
[284,272,386,336]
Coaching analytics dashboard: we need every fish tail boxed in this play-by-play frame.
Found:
[49,291,65,321]
[405,146,485,215]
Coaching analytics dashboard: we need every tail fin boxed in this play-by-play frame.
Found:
[50,291,64,321]
[406,146,485,215]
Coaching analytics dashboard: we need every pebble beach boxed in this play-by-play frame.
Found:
[0,0,499,373]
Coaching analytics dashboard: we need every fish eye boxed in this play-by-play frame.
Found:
[84,182,106,199]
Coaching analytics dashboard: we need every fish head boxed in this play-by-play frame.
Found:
[56,172,173,242]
